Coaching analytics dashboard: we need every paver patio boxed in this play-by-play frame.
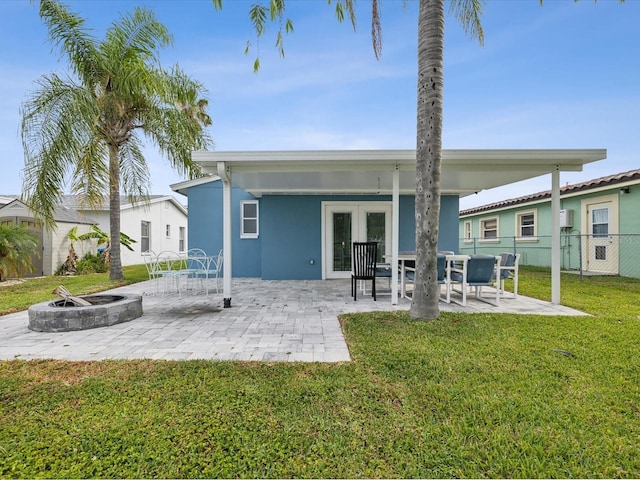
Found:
[0,278,586,362]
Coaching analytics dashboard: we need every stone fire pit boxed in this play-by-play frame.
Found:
[28,294,143,332]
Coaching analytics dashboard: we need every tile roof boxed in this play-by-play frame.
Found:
[460,168,640,216]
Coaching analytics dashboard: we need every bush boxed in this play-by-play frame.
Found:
[76,252,108,274]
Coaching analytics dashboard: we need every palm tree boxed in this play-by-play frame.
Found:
[0,224,39,282]
[214,0,483,320]
[410,0,483,320]
[21,0,212,281]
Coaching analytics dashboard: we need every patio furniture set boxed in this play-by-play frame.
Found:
[351,242,519,306]
[143,248,223,297]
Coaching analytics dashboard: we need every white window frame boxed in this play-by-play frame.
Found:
[241,200,259,239]
[165,224,171,238]
[480,216,499,242]
[179,226,185,252]
[463,220,473,243]
[141,221,151,253]
[516,209,538,241]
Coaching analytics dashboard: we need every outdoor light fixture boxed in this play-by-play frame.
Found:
[620,187,631,195]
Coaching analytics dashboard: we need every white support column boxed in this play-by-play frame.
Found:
[217,162,233,308]
[551,166,561,305]
[391,165,400,305]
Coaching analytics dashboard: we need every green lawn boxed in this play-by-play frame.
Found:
[1,268,639,478]
[0,264,148,315]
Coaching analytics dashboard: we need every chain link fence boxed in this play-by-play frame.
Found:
[459,234,640,279]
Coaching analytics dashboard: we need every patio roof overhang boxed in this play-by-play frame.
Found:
[192,149,607,197]
[189,148,607,308]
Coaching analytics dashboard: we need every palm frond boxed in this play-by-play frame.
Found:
[449,0,485,46]
[104,7,172,66]
[38,0,98,84]
[117,137,151,199]
[21,74,99,229]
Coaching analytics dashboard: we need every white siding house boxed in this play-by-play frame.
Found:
[61,195,188,266]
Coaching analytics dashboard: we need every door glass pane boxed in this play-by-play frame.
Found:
[333,212,352,271]
[592,208,609,237]
[366,212,386,263]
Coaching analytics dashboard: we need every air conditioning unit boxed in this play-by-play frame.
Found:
[559,209,573,228]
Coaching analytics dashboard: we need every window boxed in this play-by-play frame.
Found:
[141,221,150,253]
[591,207,609,237]
[165,224,171,238]
[480,217,498,240]
[463,220,472,243]
[179,227,185,252]
[516,210,537,239]
[241,200,259,239]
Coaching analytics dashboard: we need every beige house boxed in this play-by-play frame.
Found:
[0,199,96,277]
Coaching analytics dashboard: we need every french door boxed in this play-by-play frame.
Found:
[323,202,391,279]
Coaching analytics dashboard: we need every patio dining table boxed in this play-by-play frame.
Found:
[392,252,470,299]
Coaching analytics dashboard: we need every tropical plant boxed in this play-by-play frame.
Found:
[57,226,82,275]
[0,224,39,282]
[78,224,137,265]
[76,252,108,274]
[21,0,212,281]
[212,0,483,320]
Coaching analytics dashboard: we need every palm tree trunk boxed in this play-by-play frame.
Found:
[410,0,444,321]
[109,145,124,281]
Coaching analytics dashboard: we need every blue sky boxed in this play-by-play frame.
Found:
[1,0,638,209]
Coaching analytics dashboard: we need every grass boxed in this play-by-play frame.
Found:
[0,264,148,315]
[1,267,640,477]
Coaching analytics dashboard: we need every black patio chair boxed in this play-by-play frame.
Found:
[351,242,378,301]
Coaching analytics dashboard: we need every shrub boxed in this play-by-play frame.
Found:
[76,252,108,274]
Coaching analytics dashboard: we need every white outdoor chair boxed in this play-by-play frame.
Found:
[494,252,520,298]
[156,250,188,296]
[184,249,211,295]
[209,249,223,294]
[143,251,163,295]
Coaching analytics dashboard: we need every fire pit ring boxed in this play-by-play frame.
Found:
[28,294,143,332]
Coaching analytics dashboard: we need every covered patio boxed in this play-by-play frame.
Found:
[0,278,586,362]
[192,149,607,307]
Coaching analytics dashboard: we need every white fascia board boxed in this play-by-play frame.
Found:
[193,150,415,174]
[170,174,221,196]
[120,196,187,216]
[443,148,607,168]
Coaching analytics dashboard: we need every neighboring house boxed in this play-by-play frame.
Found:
[0,196,16,207]
[60,195,188,266]
[172,149,607,304]
[459,169,640,278]
[0,199,96,277]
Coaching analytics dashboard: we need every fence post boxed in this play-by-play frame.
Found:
[577,234,583,281]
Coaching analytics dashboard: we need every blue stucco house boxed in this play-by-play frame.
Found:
[172,149,606,305]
